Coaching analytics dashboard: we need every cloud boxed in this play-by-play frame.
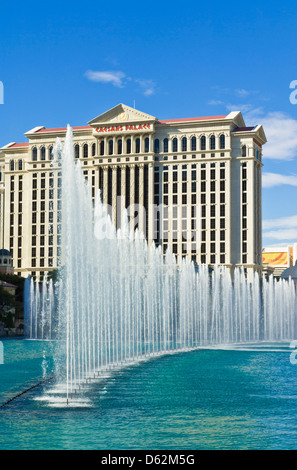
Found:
[235,88,255,97]
[263,214,297,242]
[135,79,156,96]
[208,99,225,106]
[85,71,156,96]
[263,215,297,230]
[85,70,126,88]
[263,228,297,240]
[262,172,297,188]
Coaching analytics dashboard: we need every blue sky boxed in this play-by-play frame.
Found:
[1,0,297,248]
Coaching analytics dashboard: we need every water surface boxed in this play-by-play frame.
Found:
[0,339,297,450]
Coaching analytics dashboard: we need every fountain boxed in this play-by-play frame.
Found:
[25,125,297,404]
[24,276,57,340]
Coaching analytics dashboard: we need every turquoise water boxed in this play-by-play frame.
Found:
[1,338,297,449]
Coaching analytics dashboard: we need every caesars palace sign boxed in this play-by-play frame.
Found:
[95,123,152,134]
[94,112,154,134]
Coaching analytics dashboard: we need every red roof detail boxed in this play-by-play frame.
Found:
[158,115,227,124]
[37,126,91,133]
[9,143,29,148]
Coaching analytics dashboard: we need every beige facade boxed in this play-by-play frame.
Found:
[0,104,266,280]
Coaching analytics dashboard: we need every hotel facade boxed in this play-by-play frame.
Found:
[0,104,266,280]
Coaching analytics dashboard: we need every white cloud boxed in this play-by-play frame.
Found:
[208,99,225,106]
[135,79,156,96]
[85,70,126,88]
[263,215,297,230]
[85,71,156,96]
[235,88,253,97]
[262,172,297,188]
[263,229,297,240]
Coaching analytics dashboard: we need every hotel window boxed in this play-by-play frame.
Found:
[210,135,216,150]
[163,138,168,153]
[75,144,80,158]
[49,146,54,160]
[182,137,187,152]
[32,147,37,161]
[83,144,88,158]
[117,139,122,155]
[100,141,104,156]
[41,147,46,160]
[10,160,14,171]
[191,136,197,151]
[92,143,96,156]
[172,138,178,152]
[135,138,140,153]
[18,160,22,171]
[145,137,150,153]
[154,139,159,154]
[219,134,225,149]
[200,136,206,151]
[126,138,131,154]
[108,140,113,155]
[242,145,247,157]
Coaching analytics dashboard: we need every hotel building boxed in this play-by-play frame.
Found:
[0,103,266,280]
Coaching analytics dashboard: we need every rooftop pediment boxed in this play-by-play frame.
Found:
[88,104,157,126]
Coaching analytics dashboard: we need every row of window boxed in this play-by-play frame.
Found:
[96,134,226,157]
[16,139,257,167]
[9,160,23,171]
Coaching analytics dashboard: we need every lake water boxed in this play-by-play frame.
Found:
[0,338,297,450]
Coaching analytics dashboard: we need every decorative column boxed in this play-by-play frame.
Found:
[102,165,108,206]
[112,166,117,227]
[148,162,154,246]
[129,164,135,232]
[138,163,145,235]
[120,165,126,225]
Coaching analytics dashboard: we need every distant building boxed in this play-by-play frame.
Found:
[262,243,297,278]
[0,248,14,274]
